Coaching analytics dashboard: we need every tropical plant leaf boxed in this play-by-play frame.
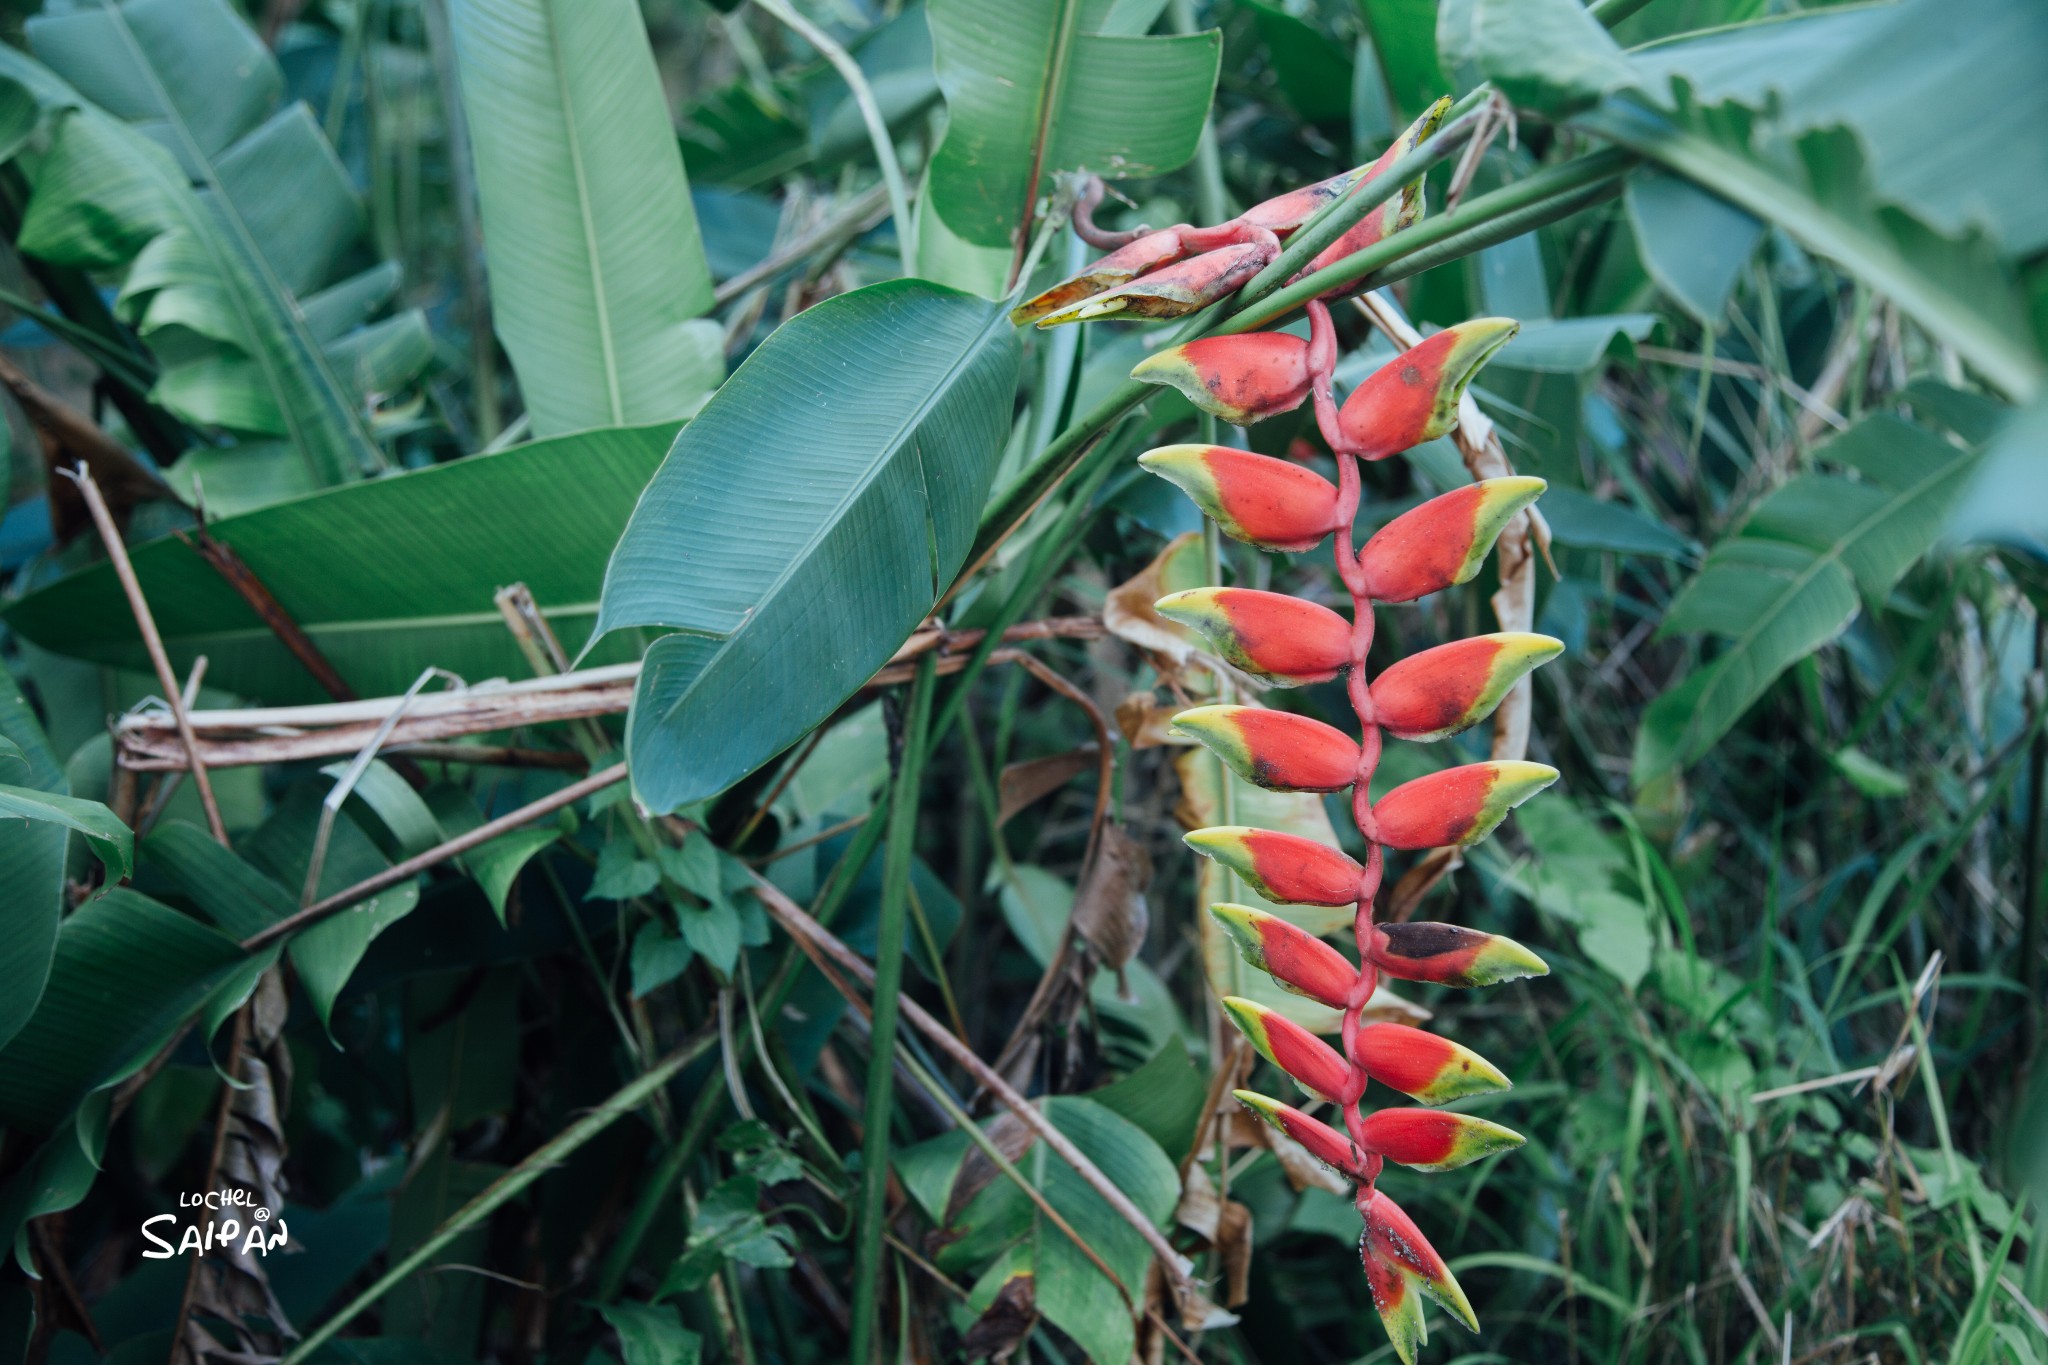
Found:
[0,784,131,881]
[3,424,678,702]
[925,0,1220,248]
[0,662,69,1053]
[1634,414,1981,783]
[0,888,247,1134]
[448,0,722,436]
[1624,169,1765,327]
[594,280,1020,813]
[12,0,428,484]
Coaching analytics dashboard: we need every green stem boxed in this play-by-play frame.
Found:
[751,0,917,273]
[847,654,938,1365]
[283,1029,715,1363]
[593,1062,731,1302]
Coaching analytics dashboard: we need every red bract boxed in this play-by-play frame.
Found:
[1357,1108,1525,1171]
[1371,761,1558,850]
[1353,1022,1510,1103]
[1010,228,1189,324]
[1360,1189,1478,1358]
[1305,99,1450,293]
[1210,903,1359,1007]
[1153,586,1350,684]
[1359,477,1546,602]
[1234,1089,1366,1177]
[1171,703,1360,792]
[1132,333,1312,426]
[1335,319,1520,460]
[1370,632,1563,742]
[1184,826,1364,907]
[1366,921,1549,989]
[1137,445,1341,552]
[1036,242,1266,325]
[1222,997,1355,1102]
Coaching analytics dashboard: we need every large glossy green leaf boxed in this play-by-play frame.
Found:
[13,0,426,483]
[0,663,68,1053]
[595,280,1020,813]
[0,786,131,881]
[925,0,1220,248]
[4,424,677,702]
[0,888,246,1134]
[1634,414,1981,783]
[448,0,722,437]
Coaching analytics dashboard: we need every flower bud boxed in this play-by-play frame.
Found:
[1237,168,1364,235]
[1357,1108,1524,1172]
[1335,318,1520,459]
[1209,903,1358,1007]
[1369,633,1563,741]
[1184,826,1364,907]
[1138,445,1342,552]
[1365,921,1549,989]
[1371,761,1558,850]
[1221,996,1353,1102]
[1358,477,1546,602]
[1131,333,1312,426]
[1010,228,1189,324]
[1234,1088,1366,1177]
[1354,1022,1510,1104]
[1036,242,1265,325]
[1153,586,1350,685]
[1360,1188,1478,1363]
[1306,98,1450,293]
[1171,703,1359,792]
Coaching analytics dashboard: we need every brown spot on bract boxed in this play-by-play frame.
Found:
[1401,365,1423,386]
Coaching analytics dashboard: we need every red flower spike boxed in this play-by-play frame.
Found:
[1131,333,1312,427]
[1183,826,1364,908]
[1370,632,1564,742]
[1371,760,1558,850]
[1233,1089,1366,1177]
[1366,921,1549,989]
[1220,996,1354,1103]
[1137,445,1342,552]
[1209,903,1359,1008]
[1354,1022,1510,1103]
[1358,477,1547,603]
[1306,98,1450,294]
[1361,1188,1479,1362]
[1171,703,1360,792]
[1036,242,1266,326]
[1357,1108,1525,1172]
[1009,228,1189,324]
[1335,318,1520,460]
[1153,587,1351,685]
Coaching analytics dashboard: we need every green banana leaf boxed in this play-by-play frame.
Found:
[3,424,679,703]
[447,0,722,437]
[925,0,1220,248]
[594,279,1020,813]
[0,663,70,1053]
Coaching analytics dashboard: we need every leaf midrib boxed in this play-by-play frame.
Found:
[540,0,624,425]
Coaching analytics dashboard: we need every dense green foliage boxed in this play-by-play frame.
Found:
[0,0,2042,1362]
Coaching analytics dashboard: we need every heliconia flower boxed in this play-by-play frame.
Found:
[1209,903,1358,1008]
[1237,168,1364,235]
[1234,1088,1366,1177]
[1131,333,1312,426]
[1335,318,1520,460]
[1357,1108,1525,1172]
[1036,242,1266,326]
[1171,703,1360,792]
[1153,587,1351,685]
[1358,477,1547,603]
[1360,1188,1478,1364]
[1221,996,1354,1102]
[1305,98,1450,292]
[1137,445,1342,552]
[1010,228,1190,324]
[1369,633,1564,742]
[1184,826,1364,907]
[1365,921,1549,989]
[1353,1022,1510,1103]
[1371,761,1558,850]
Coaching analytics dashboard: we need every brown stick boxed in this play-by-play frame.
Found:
[240,762,627,951]
[178,529,358,702]
[62,465,227,843]
[0,354,169,543]
[747,872,1199,1305]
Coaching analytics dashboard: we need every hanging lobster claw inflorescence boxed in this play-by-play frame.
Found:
[1029,96,1563,1362]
